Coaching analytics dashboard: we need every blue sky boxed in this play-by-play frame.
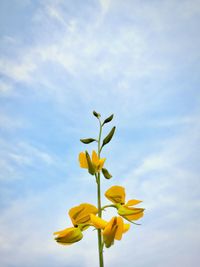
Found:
[0,0,200,266]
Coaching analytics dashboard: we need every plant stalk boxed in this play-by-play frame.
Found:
[97,119,104,267]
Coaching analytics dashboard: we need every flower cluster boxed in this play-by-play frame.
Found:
[54,111,145,266]
[79,150,106,173]
[105,186,144,222]
[54,183,143,247]
[54,203,98,245]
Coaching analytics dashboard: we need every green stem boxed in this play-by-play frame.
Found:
[97,119,104,267]
[98,119,102,158]
[101,204,117,210]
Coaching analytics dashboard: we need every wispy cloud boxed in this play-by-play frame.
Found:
[0,56,37,82]
[0,113,25,130]
[0,80,13,96]
[0,139,59,181]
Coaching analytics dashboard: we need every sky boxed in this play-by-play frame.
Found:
[0,0,200,266]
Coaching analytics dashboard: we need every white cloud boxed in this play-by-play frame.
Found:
[0,139,58,181]
[0,81,13,96]
[16,142,55,165]
[1,0,198,121]
[119,117,200,213]
[0,56,37,82]
[1,35,17,44]
[99,0,112,14]
[0,0,172,87]
[0,113,24,130]
[145,116,200,128]
[0,81,16,97]
[45,3,68,27]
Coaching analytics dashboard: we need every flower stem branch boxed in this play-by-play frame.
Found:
[101,204,117,211]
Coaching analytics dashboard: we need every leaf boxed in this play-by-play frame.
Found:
[93,110,101,118]
[102,168,112,179]
[103,114,114,125]
[85,151,95,175]
[80,138,96,144]
[102,126,116,147]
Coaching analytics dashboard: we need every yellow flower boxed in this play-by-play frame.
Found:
[69,203,98,228]
[54,203,98,245]
[105,185,126,204]
[54,227,83,245]
[90,214,130,248]
[105,186,144,222]
[79,150,106,172]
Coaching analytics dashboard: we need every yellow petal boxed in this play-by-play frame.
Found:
[54,227,83,245]
[115,217,124,240]
[92,150,99,166]
[79,152,88,168]
[98,158,106,170]
[90,214,107,229]
[54,227,73,237]
[103,217,115,235]
[103,217,117,248]
[118,206,144,216]
[123,223,130,233]
[126,199,142,206]
[105,185,126,204]
[125,210,144,221]
[69,203,98,225]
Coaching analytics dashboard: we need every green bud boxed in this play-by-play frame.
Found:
[85,151,95,175]
[80,138,96,144]
[102,168,112,179]
[102,126,116,147]
[93,110,101,118]
[103,114,114,125]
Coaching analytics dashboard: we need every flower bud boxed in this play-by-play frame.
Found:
[103,114,114,124]
[102,126,116,147]
[80,138,96,144]
[102,168,112,179]
[54,227,83,245]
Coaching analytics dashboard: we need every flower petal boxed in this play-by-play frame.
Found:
[124,209,144,221]
[92,150,99,166]
[103,217,115,235]
[115,217,124,240]
[69,203,98,225]
[118,206,144,216]
[105,185,126,204]
[90,214,107,229]
[79,152,88,168]
[98,158,106,170]
[126,199,142,206]
[103,217,117,248]
[123,223,130,233]
[54,227,83,245]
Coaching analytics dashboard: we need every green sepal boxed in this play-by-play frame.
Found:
[85,151,95,175]
[93,110,101,118]
[103,114,114,125]
[102,168,112,179]
[80,138,96,144]
[102,126,116,147]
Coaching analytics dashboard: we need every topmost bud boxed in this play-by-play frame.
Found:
[103,114,114,125]
[93,110,101,118]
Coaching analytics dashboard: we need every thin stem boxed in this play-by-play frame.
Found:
[101,204,117,211]
[97,119,104,267]
[97,173,102,217]
[98,119,102,158]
